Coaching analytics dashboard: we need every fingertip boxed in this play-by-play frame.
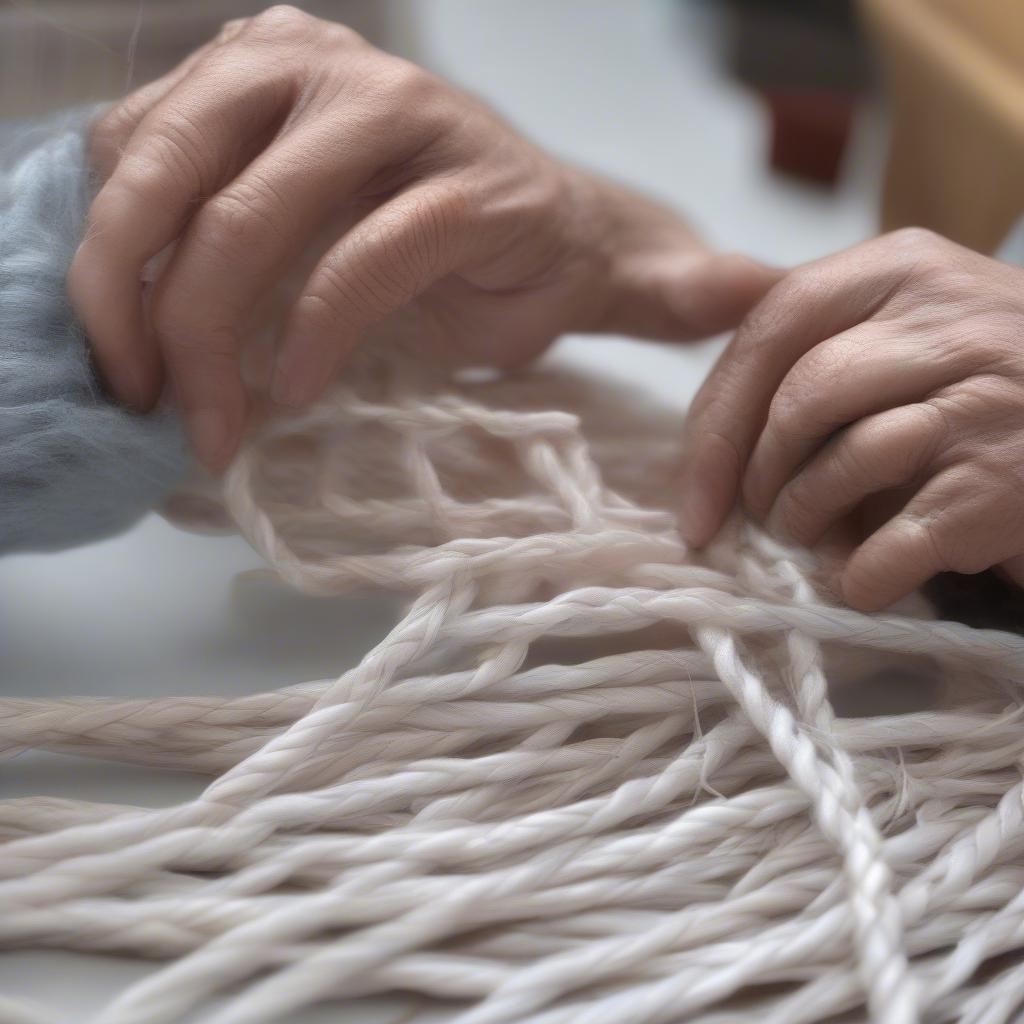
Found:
[678,453,723,547]
[273,322,353,411]
[840,569,883,613]
[186,406,240,474]
[840,550,901,613]
[678,434,740,548]
[678,486,718,549]
[673,254,784,336]
[166,352,246,472]
[681,429,743,541]
[69,249,162,413]
[106,358,162,415]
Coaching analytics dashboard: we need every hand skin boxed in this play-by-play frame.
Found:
[679,227,1024,612]
[69,5,777,471]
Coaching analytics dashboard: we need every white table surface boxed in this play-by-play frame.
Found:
[0,1,882,1020]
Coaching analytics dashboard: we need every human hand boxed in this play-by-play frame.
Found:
[69,5,776,470]
[679,228,1024,610]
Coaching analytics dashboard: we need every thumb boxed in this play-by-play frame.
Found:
[664,253,784,339]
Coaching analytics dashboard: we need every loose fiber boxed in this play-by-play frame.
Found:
[4,350,1024,1024]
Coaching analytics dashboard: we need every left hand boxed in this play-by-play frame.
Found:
[678,228,1024,611]
[68,6,776,471]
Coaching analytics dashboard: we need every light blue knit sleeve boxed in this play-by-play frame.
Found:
[0,110,187,554]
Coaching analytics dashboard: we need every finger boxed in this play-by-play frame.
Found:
[89,20,250,177]
[636,254,782,340]
[841,467,1015,611]
[151,118,420,468]
[742,330,968,517]
[767,402,947,547]
[90,79,188,180]
[68,54,292,410]
[674,255,783,336]
[274,183,479,408]
[678,242,912,547]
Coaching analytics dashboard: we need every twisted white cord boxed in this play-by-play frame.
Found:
[4,353,1024,1023]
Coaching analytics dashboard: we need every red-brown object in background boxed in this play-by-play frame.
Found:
[762,87,858,186]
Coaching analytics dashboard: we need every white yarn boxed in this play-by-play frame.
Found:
[4,350,1024,1024]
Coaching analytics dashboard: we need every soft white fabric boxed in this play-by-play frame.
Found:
[3,352,1024,1024]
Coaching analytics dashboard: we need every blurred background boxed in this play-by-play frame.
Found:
[2,0,1022,255]
[1,1,1023,1018]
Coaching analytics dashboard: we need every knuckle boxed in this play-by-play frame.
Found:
[885,226,954,277]
[248,5,362,47]
[830,437,877,488]
[144,111,211,192]
[90,157,167,225]
[909,513,980,576]
[887,226,942,251]
[901,403,948,464]
[797,343,850,398]
[736,268,819,348]
[767,386,813,443]
[360,59,442,127]
[770,265,820,310]
[198,181,286,255]
[319,17,364,48]
[921,393,966,440]
[323,188,469,320]
[383,59,437,104]
[402,185,467,263]
[214,17,248,44]
[845,407,940,486]
[251,5,313,37]
[90,101,137,158]
[193,196,251,258]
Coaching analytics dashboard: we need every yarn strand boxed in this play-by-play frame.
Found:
[5,354,1024,1023]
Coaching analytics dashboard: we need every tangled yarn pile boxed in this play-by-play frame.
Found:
[4,352,1024,1024]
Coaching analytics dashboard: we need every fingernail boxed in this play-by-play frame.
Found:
[189,408,231,470]
[678,433,740,547]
